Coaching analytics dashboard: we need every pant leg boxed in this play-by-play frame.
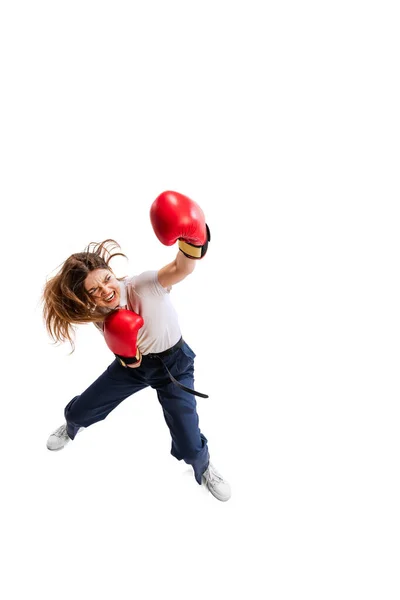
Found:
[64,359,149,439]
[153,343,209,484]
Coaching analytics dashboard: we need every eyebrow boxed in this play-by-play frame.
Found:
[87,274,111,294]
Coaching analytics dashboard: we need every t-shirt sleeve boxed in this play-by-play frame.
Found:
[127,270,171,297]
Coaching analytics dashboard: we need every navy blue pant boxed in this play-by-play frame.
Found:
[64,341,209,484]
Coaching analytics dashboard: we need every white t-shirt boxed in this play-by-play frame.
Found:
[96,270,182,355]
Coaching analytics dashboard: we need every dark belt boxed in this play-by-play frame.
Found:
[144,337,208,399]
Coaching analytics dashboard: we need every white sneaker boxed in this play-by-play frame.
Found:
[202,462,231,502]
[46,423,82,451]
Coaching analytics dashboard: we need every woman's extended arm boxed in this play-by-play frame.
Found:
[157,249,196,288]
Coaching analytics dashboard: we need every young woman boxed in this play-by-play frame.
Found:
[42,191,231,502]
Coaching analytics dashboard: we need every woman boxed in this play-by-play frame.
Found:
[42,191,231,502]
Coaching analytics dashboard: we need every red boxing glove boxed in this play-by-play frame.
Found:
[104,309,144,366]
[150,190,211,259]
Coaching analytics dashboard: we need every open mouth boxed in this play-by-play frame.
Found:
[104,291,116,303]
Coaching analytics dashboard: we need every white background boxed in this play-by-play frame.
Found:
[1,1,399,599]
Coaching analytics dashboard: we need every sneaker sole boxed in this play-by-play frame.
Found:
[209,491,231,502]
[202,478,231,502]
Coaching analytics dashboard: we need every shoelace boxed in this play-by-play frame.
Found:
[205,465,224,485]
[54,425,67,437]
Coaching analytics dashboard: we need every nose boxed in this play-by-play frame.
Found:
[95,284,113,297]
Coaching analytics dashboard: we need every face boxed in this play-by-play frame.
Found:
[84,268,120,309]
